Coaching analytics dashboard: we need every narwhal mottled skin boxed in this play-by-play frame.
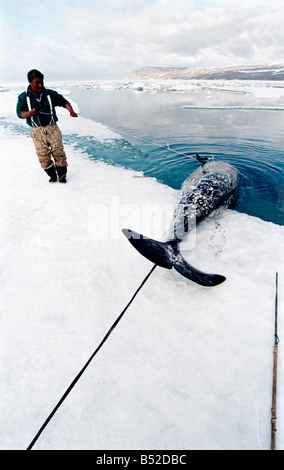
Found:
[123,161,240,286]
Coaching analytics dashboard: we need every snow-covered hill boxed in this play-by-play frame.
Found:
[129,64,284,81]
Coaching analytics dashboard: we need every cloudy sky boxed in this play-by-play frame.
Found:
[0,0,283,83]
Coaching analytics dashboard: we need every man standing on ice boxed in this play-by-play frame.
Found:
[16,69,78,183]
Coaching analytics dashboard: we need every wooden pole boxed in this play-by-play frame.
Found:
[271,272,279,451]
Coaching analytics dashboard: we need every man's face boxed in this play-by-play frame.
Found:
[30,77,44,95]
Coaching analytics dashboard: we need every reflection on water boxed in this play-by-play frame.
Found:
[70,87,284,225]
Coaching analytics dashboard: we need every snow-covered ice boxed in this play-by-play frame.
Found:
[0,84,284,450]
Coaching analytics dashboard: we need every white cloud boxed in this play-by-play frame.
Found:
[0,0,284,83]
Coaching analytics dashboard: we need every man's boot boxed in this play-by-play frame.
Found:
[44,164,57,183]
[56,166,67,183]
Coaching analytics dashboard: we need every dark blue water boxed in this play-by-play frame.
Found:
[69,86,284,225]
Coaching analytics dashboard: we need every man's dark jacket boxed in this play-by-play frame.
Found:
[16,86,69,127]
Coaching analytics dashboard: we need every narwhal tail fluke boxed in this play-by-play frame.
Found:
[122,228,174,269]
[122,228,226,287]
[173,253,226,286]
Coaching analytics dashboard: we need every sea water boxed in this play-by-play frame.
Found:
[69,84,284,226]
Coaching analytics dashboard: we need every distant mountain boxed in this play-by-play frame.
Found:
[129,64,284,81]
